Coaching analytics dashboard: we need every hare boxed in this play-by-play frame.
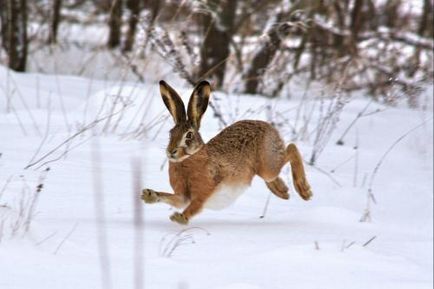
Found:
[141,80,312,225]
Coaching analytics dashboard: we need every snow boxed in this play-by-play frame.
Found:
[0,64,432,289]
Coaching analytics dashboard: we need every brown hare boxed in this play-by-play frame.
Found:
[141,80,312,225]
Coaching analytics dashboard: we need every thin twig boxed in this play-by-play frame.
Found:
[54,222,79,254]
[0,175,13,196]
[336,100,372,145]
[7,75,43,136]
[345,241,356,249]
[309,164,342,187]
[160,227,210,258]
[34,135,92,170]
[259,193,272,219]
[24,167,50,232]
[36,231,58,246]
[330,154,355,173]
[27,94,53,167]
[353,127,359,187]
[367,118,432,194]
[25,108,127,170]
[362,236,377,247]
[361,117,433,222]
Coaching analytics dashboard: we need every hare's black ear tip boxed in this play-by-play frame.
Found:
[198,80,211,87]
[159,80,171,95]
[197,80,211,92]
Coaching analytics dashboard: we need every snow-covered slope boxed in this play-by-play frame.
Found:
[0,66,432,289]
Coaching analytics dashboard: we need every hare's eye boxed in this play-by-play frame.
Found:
[186,132,193,139]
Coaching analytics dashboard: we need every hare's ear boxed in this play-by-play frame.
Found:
[187,80,211,129]
[159,80,186,124]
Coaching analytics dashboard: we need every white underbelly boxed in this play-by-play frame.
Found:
[205,184,248,210]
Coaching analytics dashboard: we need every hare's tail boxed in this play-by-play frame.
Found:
[285,144,313,200]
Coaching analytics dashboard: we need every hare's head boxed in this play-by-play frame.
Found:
[159,80,211,163]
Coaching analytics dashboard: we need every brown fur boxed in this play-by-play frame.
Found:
[142,82,312,224]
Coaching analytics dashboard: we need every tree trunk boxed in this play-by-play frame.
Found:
[48,0,62,44]
[0,0,7,50]
[0,0,28,72]
[122,0,140,52]
[350,0,364,53]
[141,0,162,53]
[419,0,433,38]
[198,0,237,88]
[243,13,291,95]
[384,0,400,28]
[107,0,122,48]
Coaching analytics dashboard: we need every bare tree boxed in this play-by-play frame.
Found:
[197,0,237,87]
[243,17,292,95]
[122,0,141,52]
[419,0,433,38]
[240,0,433,104]
[140,0,162,52]
[48,0,62,44]
[242,0,302,95]
[107,0,122,48]
[349,0,364,53]
[0,0,28,72]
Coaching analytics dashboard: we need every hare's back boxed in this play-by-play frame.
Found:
[207,120,286,170]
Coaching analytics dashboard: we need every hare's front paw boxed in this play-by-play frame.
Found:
[170,212,189,225]
[141,189,159,203]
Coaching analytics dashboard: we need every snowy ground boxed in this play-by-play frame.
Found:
[0,65,432,289]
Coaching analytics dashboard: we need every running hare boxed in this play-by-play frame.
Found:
[142,80,312,224]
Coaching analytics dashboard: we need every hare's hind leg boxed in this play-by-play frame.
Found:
[256,137,290,200]
[266,177,289,200]
[257,162,290,200]
[141,189,187,208]
[285,144,312,200]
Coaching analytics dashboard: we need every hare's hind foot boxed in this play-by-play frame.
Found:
[141,188,159,203]
[170,212,189,225]
[294,178,312,201]
[285,143,313,201]
[266,177,289,200]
